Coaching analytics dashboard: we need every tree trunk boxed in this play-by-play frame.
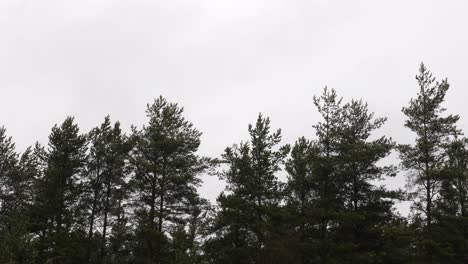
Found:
[87,164,101,262]
[100,178,112,263]
[158,158,167,233]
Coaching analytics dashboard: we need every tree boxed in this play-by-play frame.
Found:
[206,114,290,264]
[85,116,131,263]
[0,126,19,230]
[335,98,400,263]
[130,96,207,263]
[435,136,468,263]
[306,88,346,262]
[284,136,315,263]
[32,117,88,263]
[399,63,460,263]
[0,127,39,263]
[285,88,402,263]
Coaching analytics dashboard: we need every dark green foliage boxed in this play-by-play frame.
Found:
[335,98,401,263]
[205,114,290,264]
[107,208,133,264]
[31,117,88,263]
[1,64,467,263]
[0,126,20,229]
[0,128,38,264]
[170,196,212,263]
[130,96,210,263]
[284,88,404,263]
[84,116,131,263]
[434,136,468,263]
[399,63,461,263]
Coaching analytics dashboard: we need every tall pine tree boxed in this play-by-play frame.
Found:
[285,88,402,263]
[130,96,207,263]
[206,114,289,264]
[0,127,39,263]
[435,135,468,263]
[85,116,131,263]
[399,63,460,263]
[335,98,400,263]
[33,117,88,263]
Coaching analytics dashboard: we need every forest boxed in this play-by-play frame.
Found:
[0,63,467,264]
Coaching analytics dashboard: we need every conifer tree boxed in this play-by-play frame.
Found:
[284,137,313,242]
[206,114,289,264]
[33,117,88,263]
[284,137,320,263]
[0,127,38,263]
[0,126,19,231]
[285,88,402,263]
[0,146,42,264]
[130,96,207,263]
[85,116,131,263]
[435,136,468,263]
[399,63,460,263]
[335,98,399,263]
[282,89,345,263]
[308,88,346,262]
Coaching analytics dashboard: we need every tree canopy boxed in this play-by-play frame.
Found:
[0,64,466,263]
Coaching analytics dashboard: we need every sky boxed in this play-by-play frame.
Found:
[1,0,468,216]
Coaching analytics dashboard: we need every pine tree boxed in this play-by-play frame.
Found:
[284,136,315,263]
[335,98,400,263]
[33,117,88,263]
[282,89,345,263]
[435,136,468,263]
[309,88,346,262]
[85,116,131,263]
[285,138,314,225]
[0,126,19,231]
[206,114,290,264]
[285,88,402,263]
[204,143,257,264]
[0,127,38,263]
[130,96,207,263]
[399,63,460,263]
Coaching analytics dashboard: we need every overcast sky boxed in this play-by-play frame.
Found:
[1,0,468,216]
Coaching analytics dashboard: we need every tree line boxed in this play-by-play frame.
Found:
[1,63,467,263]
